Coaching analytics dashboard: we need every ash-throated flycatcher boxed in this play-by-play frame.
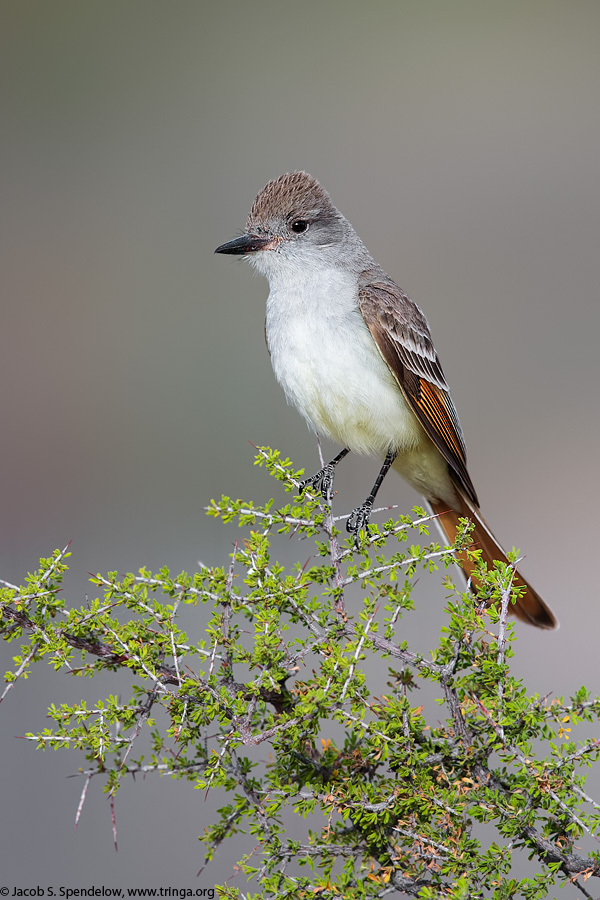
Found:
[215,171,556,629]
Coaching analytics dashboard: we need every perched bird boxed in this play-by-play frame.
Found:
[215,171,556,629]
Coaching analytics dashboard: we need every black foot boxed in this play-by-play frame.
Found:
[299,465,336,501]
[346,499,374,547]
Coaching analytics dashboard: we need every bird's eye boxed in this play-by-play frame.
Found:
[291,220,309,234]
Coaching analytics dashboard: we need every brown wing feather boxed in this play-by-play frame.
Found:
[419,379,471,479]
[359,279,478,505]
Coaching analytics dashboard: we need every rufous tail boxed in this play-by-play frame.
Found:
[429,493,557,630]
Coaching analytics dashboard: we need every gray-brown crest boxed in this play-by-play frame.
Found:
[246,171,337,232]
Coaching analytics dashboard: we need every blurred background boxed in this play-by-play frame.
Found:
[1,0,599,892]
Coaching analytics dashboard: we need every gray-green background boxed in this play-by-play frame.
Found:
[2,1,599,892]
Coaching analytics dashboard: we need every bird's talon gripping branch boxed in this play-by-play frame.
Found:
[347,499,374,547]
[299,464,335,500]
[298,448,350,502]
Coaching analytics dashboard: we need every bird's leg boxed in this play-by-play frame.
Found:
[299,448,350,501]
[347,449,397,546]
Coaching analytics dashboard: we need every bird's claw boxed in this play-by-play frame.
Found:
[346,499,373,548]
[299,464,335,501]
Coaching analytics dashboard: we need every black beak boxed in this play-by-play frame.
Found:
[214,234,273,255]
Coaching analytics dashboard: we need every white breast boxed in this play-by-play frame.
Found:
[264,264,425,457]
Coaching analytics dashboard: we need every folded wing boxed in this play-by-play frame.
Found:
[358,277,478,506]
